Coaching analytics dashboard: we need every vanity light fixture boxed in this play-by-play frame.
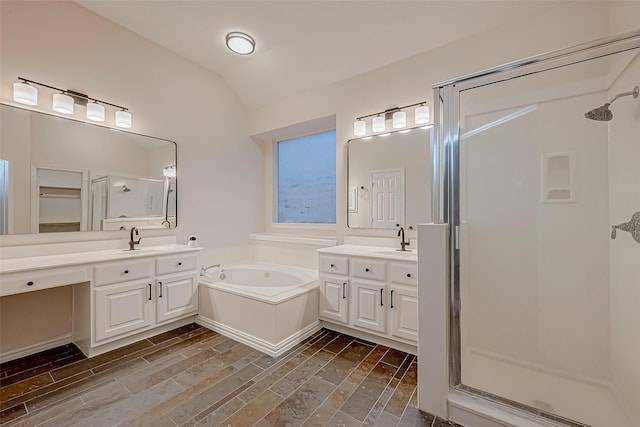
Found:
[372,115,386,133]
[353,101,430,136]
[226,32,255,55]
[415,104,430,124]
[392,111,406,128]
[13,80,38,105]
[12,77,132,128]
[53,93,74,115]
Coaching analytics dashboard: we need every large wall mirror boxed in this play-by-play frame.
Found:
[347,126,431,229]
[0,103,177,235]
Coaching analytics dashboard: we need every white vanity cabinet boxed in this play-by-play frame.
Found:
[155,254,199,324]
[0,244,201,361]
[92,253,199,345]
[318,255,349,324]
[317,246,418,348]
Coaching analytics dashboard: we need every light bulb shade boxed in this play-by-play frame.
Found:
[353,120,366,136]
[53,93,74,114]
[87,102,105,122]
[226,32,255,55]
[372,116,385,133]
[13,82,38,105]
[392,111,406,129]
[115,110,132,128]
[415,105,430,124]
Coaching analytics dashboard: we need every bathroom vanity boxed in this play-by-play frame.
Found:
[317,245,418,353]
[0,244,200,360]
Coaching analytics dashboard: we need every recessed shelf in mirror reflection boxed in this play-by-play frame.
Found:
[0,103,177,235]
[347,125,432,229]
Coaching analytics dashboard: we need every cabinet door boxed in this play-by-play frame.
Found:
[352,280,386,333]
[156,273,198,324]
[389,284,418,343]
[94,280,153,342]
[319,276,349,324]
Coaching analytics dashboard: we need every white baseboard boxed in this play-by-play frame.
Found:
[196,316,321,357]
[320,321,417,355]
[0,333,73,363]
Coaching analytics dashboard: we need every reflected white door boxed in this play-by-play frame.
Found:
[370,169,403,228]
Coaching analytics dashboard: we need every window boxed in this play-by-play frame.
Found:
[276,130,336,224]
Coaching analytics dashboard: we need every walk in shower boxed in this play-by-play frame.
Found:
[433,30,640,427]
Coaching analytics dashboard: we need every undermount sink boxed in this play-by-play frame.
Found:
[374,250,417,258]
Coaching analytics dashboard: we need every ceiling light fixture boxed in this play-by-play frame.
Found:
[353,101,430,137]
[12,77,132,128]
[226,32,255,55]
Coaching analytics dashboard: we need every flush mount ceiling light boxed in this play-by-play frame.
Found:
[226,32,255,55]
[12,77,132,128]
[353,101,431,137]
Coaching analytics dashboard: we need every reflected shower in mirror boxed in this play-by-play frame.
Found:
[347,126,431,229]
[0,103,177,234]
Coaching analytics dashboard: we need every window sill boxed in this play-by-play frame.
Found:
[250,233,337,247]
[270,222,336,231]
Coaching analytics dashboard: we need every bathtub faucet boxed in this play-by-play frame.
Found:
[200,264,221,276]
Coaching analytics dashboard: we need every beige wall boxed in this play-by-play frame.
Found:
[250,1,616,243]
[0,0,262,354]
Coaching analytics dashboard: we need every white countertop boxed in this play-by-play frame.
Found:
[317,245,417,261]
[0,244,201,274]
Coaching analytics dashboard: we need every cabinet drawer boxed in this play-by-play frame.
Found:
[319,255,349,276]
[390,263,418,286]
[93,259,152,286]
[156,254,198,276]
[352,259,386,281]
[0,266,89,297]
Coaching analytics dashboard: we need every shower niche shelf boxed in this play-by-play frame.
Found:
[541,151,577,203]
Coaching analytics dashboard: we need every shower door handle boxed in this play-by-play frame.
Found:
[611,211,640,244]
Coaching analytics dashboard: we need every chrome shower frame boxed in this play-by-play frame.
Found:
[431,29,640,425]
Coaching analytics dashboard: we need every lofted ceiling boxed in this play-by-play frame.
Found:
[75,1,566,110]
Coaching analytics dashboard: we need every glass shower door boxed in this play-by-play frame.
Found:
[456,47,640,427]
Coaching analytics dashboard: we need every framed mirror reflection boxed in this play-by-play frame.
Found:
[347,126,431,229]
[0,103,177,235]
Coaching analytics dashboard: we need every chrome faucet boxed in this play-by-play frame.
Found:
[200,264,221,276]
[129,226,141,250]
[397,227,410,251]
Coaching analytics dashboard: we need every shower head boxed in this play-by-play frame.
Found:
[585,85,639,121]
[584,103,613,121]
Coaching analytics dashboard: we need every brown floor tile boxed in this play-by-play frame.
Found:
[363,377,400,425]
[190,396,245,427]
[302,380,358,426]
[394,354,415,380]
[340,361,398,421]
[373,411,400,427]
[381,348,409,367]
[0,349,85,389]
[398,405,435,427]
[323,335,354,353]
[237,351,309,403]
[220,389,282,426]
[167,363,261,425]
[385,362,417,417]
[270,350,334,398]
[262,375,335,426]
[300,331,339,357]
[317,341,374,386]
[0,372,54,402]
[345,344,388,386]
[0,403,27,424]
[326,410,362,427]
[143,329,217,363]
[6,397,84,427]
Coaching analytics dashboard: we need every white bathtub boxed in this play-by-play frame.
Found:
[197,264,320,356]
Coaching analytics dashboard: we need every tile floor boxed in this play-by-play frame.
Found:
[0,324,460,427]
